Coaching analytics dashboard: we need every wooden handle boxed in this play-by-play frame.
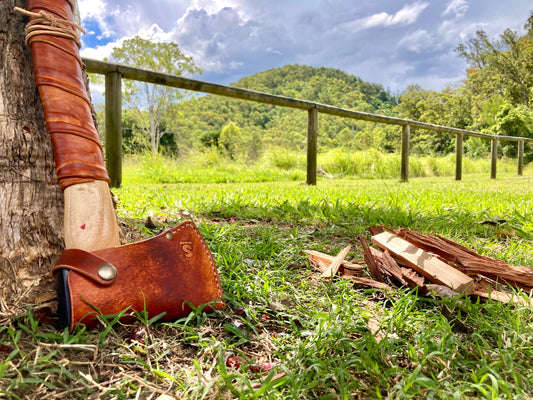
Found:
[64,180,120,251]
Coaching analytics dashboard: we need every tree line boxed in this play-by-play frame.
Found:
[96,11,533,162]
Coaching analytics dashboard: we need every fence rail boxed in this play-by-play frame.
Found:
[83,58,531,187]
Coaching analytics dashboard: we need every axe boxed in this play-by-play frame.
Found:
[17,0,223,331]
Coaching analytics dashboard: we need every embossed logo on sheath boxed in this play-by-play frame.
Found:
[180,241,193,258]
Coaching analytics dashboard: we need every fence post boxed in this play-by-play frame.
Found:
[307,106,318,185]
[401,124,410,182]
[517,140,524,176]
[490,138,498,179]
[455,132,463,181]
[105,71,122,188]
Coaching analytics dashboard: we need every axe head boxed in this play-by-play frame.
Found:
[53,221,224,331]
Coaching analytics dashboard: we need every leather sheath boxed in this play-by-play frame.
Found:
[52,221,224,331]
[26,0,109,190]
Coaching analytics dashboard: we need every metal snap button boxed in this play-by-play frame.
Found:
[98,263,117,281]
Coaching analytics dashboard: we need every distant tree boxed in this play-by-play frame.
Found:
[456,13,533,108]
[495,103,533,157]
[200,130,221,148]
[108,36,201,155]
[395,85,455,155]
[219,121,243,160]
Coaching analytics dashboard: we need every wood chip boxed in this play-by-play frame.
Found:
[304,250,363,273]
[320,246,352,278]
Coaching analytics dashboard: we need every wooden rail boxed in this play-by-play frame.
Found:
[83,58,532,187]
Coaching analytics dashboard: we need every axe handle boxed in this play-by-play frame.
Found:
[64,180,120,251]
[23,0,120,251]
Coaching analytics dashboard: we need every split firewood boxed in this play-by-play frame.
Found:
[378,249,409,286]
[372,231,474,294]
[396,228,533,290]
[320,246,352,278]
[367,246,425,288]
[304,250,364,275]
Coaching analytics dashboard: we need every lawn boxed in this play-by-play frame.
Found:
[1,165,533,399]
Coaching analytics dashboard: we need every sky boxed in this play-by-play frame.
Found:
[77,0,532,96]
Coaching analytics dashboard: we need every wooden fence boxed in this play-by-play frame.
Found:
[83,58,533,187]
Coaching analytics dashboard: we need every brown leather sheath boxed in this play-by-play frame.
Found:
[25,0,109,190]
[52,221,225,331]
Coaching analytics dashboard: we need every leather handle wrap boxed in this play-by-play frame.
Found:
[25,0,110,191]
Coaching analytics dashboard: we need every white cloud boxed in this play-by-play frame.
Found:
[137,24,174,42]
[442,0,469,18]
[398,29,437,53]
[81,24,174,60]
[80,39,123,60]
[78,0,106,20]
[335,2,429,35]
[171,6,278,73]
[437,19,486,43]
[189,0,247,18]
[359,2,429,28]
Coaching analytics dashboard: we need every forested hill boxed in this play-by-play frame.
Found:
[160,65,399,158]
[233,65,395,112]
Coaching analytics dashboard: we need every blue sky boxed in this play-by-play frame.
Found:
[78,0,532,96]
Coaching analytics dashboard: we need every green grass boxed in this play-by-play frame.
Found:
[2,159,533,399]
[123,150,530,183]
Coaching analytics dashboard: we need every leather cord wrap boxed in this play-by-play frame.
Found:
[18,0,110,191]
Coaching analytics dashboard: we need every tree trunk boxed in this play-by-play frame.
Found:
[0,0,64,311]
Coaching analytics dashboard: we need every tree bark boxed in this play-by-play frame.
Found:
[0,0,64,310]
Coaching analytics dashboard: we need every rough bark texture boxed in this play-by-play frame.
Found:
[0,0,64,309]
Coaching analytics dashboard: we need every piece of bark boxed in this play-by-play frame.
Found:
[380,250,410,286]
[401,267,426,287]
[359,235,384,282]
[367,225,386,236]
[472,288,530,306]
[369,247,425,288]
[372,231,474,294]
[396,229,533,290]
[320,245,352,278]
[340,266,363,276]
[304,250,364,273]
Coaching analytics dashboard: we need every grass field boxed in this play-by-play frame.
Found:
[1,157,533,399]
